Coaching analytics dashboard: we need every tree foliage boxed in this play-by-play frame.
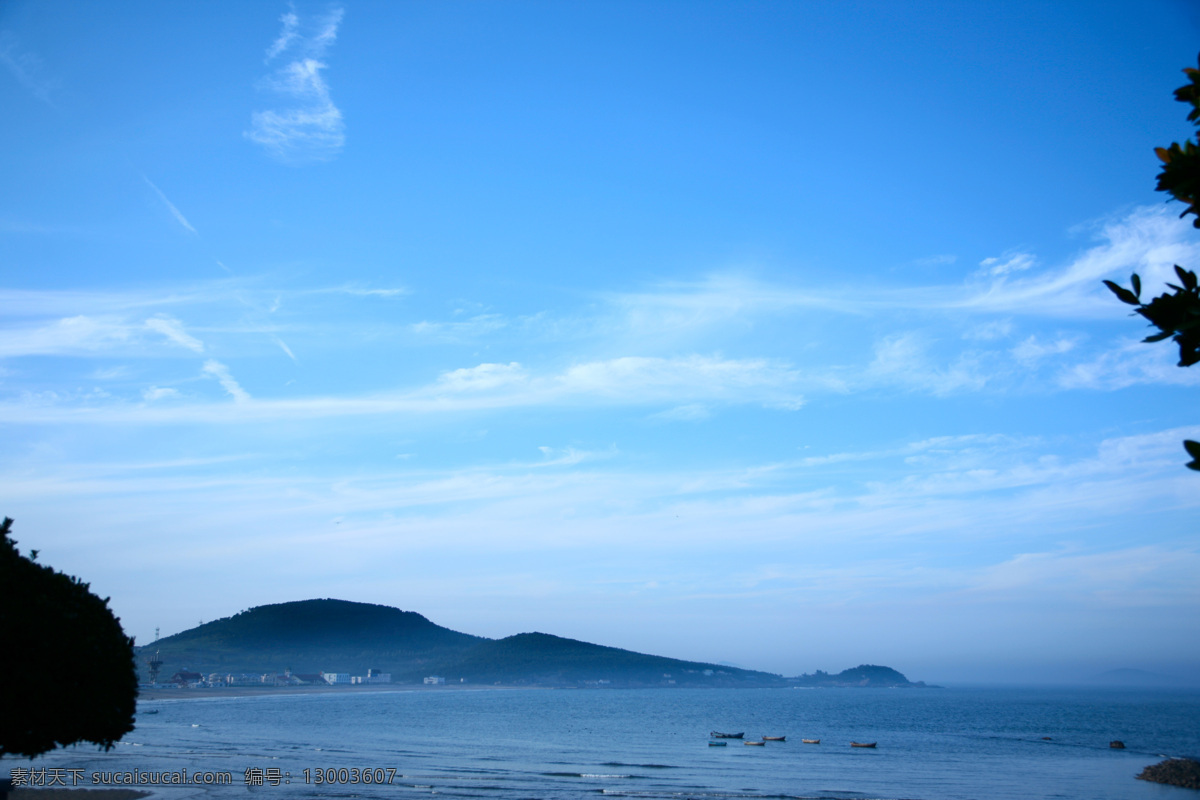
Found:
[1104,55,1200,470]
[0,518,138,759]
[1155,56,1200,227]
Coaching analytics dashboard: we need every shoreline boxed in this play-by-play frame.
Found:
[139,682,542,701]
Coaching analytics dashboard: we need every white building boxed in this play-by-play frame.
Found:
[424,676,445,685]
[351,669,391,685]
[322,672,352,685]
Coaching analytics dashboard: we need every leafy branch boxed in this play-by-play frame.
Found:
[1104,55,1200,470]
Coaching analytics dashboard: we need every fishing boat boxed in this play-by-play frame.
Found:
[708,741,727,747]
[801,739,820,744]
[850,741,877,748]
[762,736,786,741]
[710,731,744,738]
[744,740,765,746]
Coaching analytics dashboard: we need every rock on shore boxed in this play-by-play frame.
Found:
[1136,758,1200,790]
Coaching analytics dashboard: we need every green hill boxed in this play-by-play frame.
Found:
[136,600,916,689]
[136,599,483,680]
[407,632,785,687]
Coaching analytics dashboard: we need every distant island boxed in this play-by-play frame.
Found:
[786,665,936,688]
[135,599,928,690]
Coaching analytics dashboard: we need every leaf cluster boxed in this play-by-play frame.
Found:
[1155,58,1200,226]
[1104,266,1200,366]
[1103,267,1200,471]
[1104,56,1200,472]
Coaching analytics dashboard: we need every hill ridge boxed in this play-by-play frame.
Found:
[136,599,921,689]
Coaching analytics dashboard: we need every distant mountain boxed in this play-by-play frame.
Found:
[136,599,916,690]
[136,599,484,680]
[407,632,785,687]
[787,664,933,688]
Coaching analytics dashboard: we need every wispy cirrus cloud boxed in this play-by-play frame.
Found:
[0,31,57,107]
[954,206,1200,317]
[272,335,298,363]
[142,176,197,234]
[0,354,804,424]
[864,333,991,396]
[142,386,181,402]
[145,315,205,353]
[599,207,1198,329]
[1056,338,1200,391]
[246,7,345,163]
[202,360,250,403]
[0,315,135,357]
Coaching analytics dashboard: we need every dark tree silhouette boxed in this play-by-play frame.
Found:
[0,517,138,758]
[1104,55,1200,470]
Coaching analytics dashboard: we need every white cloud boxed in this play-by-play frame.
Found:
[0,354,806,424]
[334,287,408,297]
[652,404,712,422]
[866,334,989,395]
[1057,338,1200,390]
[202,360,250,402]
[145,316,204,353]
[264,10,299,61]
[956,207,1200,317]
[411,315,507,341]
[978,252,1035,277]
[247,8,345,162]
[557,355,801,404]
[247,104,343,161]
[91,366,132,380]
[0,315,134,357]
[142,386,181,402]
[535,446,598,467]
[1010,335,1078,365]
[962,319,1013,341]
[435,362,528,393]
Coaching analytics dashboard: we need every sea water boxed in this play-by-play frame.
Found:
[7,686,1199,799]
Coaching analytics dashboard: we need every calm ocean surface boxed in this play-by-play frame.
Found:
[9,686,1199,799]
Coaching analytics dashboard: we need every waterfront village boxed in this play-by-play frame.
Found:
[157,669,706,689]
[159,668,457,688]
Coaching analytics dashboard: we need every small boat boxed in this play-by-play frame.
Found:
[744,740,765,746]
[762,736,786,742]
[710,731,744,739]
[139,710,159,715]
[708,741,727,747]
[850,742,877,748]
[801,739,820,744]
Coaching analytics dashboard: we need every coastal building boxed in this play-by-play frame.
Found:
[322,672,351,685]
[170,670,203,687]
[351,669,391,684]
[226,673,264,686]
[424,676,445,685]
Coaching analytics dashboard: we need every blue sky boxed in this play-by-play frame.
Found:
[2,0,1199,683]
